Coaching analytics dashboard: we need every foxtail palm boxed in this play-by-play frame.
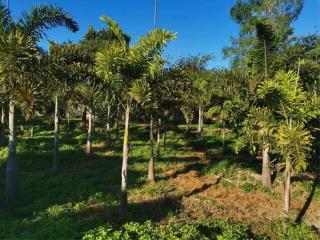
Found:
[258,70,314,214]
[236,107,275,189]
[0,2,78,202]
[96,16,175,215]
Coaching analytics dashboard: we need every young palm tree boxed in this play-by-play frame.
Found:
[236,107,275,189]
[0,2,78,202]
[258,70,315,214]
[96,16,175,215]
[129,56,166,183]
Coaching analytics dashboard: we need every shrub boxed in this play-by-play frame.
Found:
[267,218,319,240]
[82,218,255,240]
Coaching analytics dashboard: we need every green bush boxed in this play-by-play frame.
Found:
[82,218,255,240]
[267,218,319,240]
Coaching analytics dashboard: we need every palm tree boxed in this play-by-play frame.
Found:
[49,42,96,165]
[176,55,214,140]
[236,107,275,189]
[258,70,315,214]
[96,16,175,215]
[0,2,78,202]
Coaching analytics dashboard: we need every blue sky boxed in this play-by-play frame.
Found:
[9,0,320,68]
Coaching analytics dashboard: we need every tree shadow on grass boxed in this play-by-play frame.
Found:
[295,174,319,224]
[0,146,150,217]
[0,191,183,239]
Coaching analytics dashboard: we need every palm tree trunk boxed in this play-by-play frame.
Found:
[0,104,5,146]
[6,99,18,203]
[30,125,34,137]
[53,96,60,173]
[120,104,130,216]
[198,105,204,140]
[198,106,201,133]
[284,160,291,216]
[66,112,70,133]
[107,104,111,131]
[262,146,272,189]
[157,118,161,160]
[106,105,111,144]
[148,116,155,183]
[86,108,93,157]
[115,104,120,138]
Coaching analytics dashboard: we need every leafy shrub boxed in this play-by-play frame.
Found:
[83,218,255,240]
[267,218,319,240]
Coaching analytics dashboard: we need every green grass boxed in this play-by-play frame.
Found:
[0,122,193,239]
[0,121,318,239]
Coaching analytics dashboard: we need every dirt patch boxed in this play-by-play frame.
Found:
[160,149,320,234]
[168,170,221,197]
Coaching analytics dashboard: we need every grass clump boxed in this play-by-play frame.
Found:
[267,218,319,240]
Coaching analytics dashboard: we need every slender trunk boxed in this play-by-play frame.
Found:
[6,99,18,203]
[148,116,155,183]
[67,112,70,133]
[106,105,111,144]
[185,121,189,133]
[115,104,120,138]
[92,113,96,135]
[157,118,161,160]
[30,125,34,137]
[0,104,5,146]
[86,108,93,157]
[198,105,204,140]
[284,161,291,216]
[53,96,60,173]
[262,146,272,189]
[197,106,201,133]
[107,105,111,131]
[120,104,130,216]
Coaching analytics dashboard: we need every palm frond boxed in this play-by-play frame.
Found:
[100,16,127,49]
[19,4,78,40]
[0,1,11,34]
[277,123,313,172]
[129,78,151,106]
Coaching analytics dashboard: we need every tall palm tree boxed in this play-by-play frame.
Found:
[0,2,78,203]
[96,16,175,215]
